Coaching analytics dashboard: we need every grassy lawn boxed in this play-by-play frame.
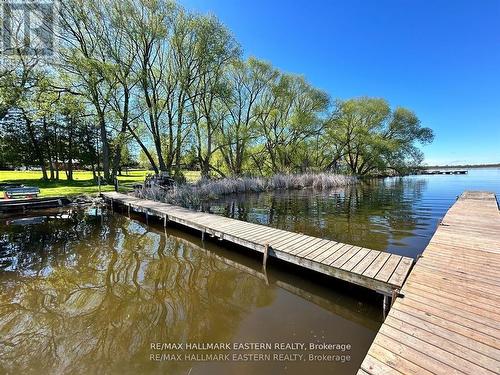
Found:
[0,170,200,197]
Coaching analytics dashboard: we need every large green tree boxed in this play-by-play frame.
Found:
[254,74,330,174]
[188,15,240,178]
[324,97,434,175]
[218,58,278,176]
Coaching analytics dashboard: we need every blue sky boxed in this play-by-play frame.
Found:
[182,0,500,165]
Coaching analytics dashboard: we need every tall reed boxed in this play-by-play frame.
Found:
[135,173,356,209]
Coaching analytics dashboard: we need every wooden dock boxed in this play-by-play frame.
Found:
[359,191,500,375]
[101,192,413,296]
[0,196,70,213]
[414,170,468,175]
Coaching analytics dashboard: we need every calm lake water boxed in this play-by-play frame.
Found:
[0,168,499,374]
[207,168,500,258]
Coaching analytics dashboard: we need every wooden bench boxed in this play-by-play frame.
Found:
[4,187,40,199]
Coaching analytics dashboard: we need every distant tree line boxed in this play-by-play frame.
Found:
[0,0,434,181]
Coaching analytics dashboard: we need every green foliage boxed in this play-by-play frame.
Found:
[254,73,330,174]
[138,149,158,170]
[324,97,434,175]
[0,0,433,182]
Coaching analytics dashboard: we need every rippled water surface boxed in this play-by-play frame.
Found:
[206,168,500,258]
[0,210,379,375]
[1,168,499,374]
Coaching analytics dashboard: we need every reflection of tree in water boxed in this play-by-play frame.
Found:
[208,177,428,254]
[0,213,275,374]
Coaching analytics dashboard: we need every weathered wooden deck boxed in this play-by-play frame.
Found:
[359,191,500,375]
[102,191,413,295]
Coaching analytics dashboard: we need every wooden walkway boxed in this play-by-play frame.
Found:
[102,192,413,295]
[359,191,500,375]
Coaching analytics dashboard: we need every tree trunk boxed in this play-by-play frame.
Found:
[66,116,74,181]
[23,112,48,180]
[98,112,110,182]
[174,110,183,177]
[127,124,159,174]
[42,117,55,180]
[40,162,48,180]
[48,162,55,180]
[54,121,60,180]
[201,158,210,178]
[111,86,131,179]
[91,162,96,180]
[154,134,166,172]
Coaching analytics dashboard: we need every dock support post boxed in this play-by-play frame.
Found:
[201,230,205,241]
[391,289,399,307]
[145,211,149,225]
[164,214,167,228]
[382,295,389,319]
[110,199,114,212]
[262,263,269,286]
[263,243,270,270]
[128,204,131,217]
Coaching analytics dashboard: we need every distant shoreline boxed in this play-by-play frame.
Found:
[421,163,500,169]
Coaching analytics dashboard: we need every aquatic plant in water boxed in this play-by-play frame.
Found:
[134,173,356,209]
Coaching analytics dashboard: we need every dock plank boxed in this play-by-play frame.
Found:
[320,244,352,265]
[380,323,496,374]
[370,333,463,375]
[386,316,500,374]
[367,342,432,375]
[236,228,289,243]
[387,257,413,286]
[313,242,345,262]
[341,247,370,271]
[375,254,401,282]
[362,252,390,278]
[304,241,340,261]
[331,246,362,267]
[351,250,379,275]
[296,239,332,257]
[287,237,325,255]
[271,233,308,248]
[360,191,500,374]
